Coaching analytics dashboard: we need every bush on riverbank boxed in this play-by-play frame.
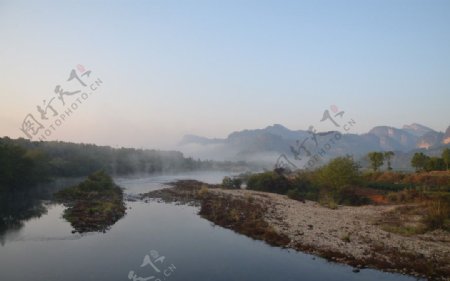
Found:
[247,171,291,194]
[246,157,370,207]
[221,176,242,189]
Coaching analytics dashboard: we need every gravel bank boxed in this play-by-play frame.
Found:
[209,188,450,280]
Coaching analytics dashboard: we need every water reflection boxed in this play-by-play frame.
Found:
[0,178,82,245]
[0,172,422,281]
[0,172,230,244]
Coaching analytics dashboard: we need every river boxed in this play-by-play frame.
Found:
[0,171,421,281]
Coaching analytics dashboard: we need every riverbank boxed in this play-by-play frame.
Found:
[143,180,450,281]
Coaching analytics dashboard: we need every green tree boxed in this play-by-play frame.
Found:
[425,157,445,172]
[442,148,450,170]
[314,157,362,208]
[384,151,395,171]
[411,152,429,172]
[0,143,35,191]
[368,152,384,172]
[316,156,361,190]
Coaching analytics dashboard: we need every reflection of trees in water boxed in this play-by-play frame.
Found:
[0,178,82,245]
[0,192,48,245]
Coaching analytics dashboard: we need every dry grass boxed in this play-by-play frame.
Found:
[199,193,291,247]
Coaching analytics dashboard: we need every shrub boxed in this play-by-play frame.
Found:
[198,185,209,197]
[286,189,304,202]
[386,189,428,204]
[387,192,399,203]
[423,199,450,231]
[222,176,242,189]
[247,171,291,194]
[319,192,338,209]
[338,186,371,206]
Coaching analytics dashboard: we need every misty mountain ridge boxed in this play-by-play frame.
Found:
[179,123,450,169]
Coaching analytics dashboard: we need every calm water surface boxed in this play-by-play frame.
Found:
[0,171,421,281]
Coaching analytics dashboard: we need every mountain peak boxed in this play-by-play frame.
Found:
[178,123,450,168]
[402,123,435,137]
[265,124,288,130]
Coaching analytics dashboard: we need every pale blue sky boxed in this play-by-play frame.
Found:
[0,0,449,149]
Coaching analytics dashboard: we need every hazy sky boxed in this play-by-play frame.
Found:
[1,0,449,149]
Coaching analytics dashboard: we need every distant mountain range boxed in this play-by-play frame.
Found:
[178,123,450,170]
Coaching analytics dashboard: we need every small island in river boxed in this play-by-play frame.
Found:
[54,171,126,233]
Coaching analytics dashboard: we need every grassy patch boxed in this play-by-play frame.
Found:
[54,171,126,233]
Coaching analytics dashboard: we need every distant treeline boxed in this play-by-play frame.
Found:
[0,137,245,192]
